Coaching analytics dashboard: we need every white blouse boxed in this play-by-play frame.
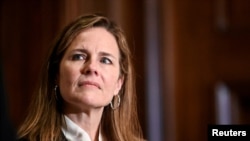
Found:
[61,115,102,141]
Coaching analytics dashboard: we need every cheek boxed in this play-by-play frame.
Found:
[103,72,121,93]
[59,64,79,86]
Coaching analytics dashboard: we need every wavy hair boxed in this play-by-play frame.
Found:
[18,14,144,141]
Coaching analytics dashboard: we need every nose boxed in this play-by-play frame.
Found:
[81,59,99,76]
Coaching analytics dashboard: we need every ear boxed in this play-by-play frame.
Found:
[114,75,124,95]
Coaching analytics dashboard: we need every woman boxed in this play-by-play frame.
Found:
[17,14,144,141]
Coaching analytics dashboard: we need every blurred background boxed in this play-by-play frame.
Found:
[1,0,250,141]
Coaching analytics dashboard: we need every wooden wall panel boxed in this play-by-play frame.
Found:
[161,0,250,141]
[0,0,62,127]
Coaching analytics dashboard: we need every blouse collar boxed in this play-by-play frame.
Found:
[62,115,102,141]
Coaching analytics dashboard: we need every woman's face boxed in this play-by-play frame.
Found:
[59,27,123,112]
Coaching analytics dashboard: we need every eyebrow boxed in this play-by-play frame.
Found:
[71,48,117,60]
[99,51,117,60]
[71,48,88,53]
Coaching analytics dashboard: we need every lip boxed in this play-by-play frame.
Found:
[79,81,101,89]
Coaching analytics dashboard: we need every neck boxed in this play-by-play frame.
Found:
[64,108,103,141]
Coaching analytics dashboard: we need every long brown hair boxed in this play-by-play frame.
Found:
[18,14,143,141]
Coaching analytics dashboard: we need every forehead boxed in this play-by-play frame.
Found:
[68,27,119,55]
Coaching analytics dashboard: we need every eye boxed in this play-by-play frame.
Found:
[71,54,87,61]
[100,57,112,64]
